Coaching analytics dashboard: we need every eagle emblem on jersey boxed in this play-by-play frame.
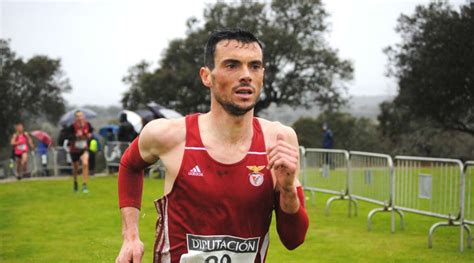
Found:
[247,166,265,187]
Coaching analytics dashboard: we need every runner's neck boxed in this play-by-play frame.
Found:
[201,110,254,145]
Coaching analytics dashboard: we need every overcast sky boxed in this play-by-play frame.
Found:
[1,0,467,106]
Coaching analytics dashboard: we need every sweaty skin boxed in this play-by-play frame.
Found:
[116,39,303,263]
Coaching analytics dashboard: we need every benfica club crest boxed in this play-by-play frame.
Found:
[247,165,265,187]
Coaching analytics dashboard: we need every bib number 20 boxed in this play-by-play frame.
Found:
[205,254,231,263]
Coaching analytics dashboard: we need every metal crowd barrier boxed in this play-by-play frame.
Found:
[303,148,356,217]
[394,156,471,251]
[52,147,73,176]
[462,161,474,252]
[0,159,14,178]
[104,141,130,174]
[28,150,56,177]
[350,151,403,233]
[465,161,474,225]
[2,142,168,178]
[103,141,167,177]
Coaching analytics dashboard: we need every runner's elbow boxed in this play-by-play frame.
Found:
[278,220,309,250]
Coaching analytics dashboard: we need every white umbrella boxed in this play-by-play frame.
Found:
[147,102,183,119]
[121,110,143,133]
[158,108,183,119]
[59,108,97,126]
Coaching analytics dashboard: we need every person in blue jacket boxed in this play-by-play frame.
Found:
[37,141,49,176]
[322,123,334,169]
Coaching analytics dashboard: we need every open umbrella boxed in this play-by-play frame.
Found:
[121,110,143,133]
[147,102,183,119]
[59,108,97,126]
[31,130,53,146]
[99,125,119,138]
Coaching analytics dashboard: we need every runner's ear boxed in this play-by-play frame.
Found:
[199,67,212,88]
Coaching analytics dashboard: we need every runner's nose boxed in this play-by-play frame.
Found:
[239,66,252,84]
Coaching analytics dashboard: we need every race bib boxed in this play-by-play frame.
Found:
[75,140,87,150]
[17,144,27,151]
[180,234,260,263]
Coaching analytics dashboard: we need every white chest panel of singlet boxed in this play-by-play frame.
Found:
[180,234,260,263]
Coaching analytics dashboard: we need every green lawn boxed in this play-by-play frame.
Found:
[1,175,473,262]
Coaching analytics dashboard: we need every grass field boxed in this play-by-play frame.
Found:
[1,175,474,262]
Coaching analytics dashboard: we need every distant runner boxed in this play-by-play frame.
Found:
[68,110,94,193]
[10,121,35,180]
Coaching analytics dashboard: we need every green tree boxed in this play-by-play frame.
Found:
[0,39,71,148]
[383,1,474,135]
[378,100,474,159]
[121,0,353,115]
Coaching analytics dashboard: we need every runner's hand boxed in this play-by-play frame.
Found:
[267,133,298,192]
[116,238,144,263]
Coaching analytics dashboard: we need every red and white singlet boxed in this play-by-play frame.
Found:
[154,114,275,263]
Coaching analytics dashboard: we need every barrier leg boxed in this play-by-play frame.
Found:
[348,195,352,218]
[349,197,358,217]
[463,224,472,249]
[326,195,357,217]
[326,196,339,216]
[428,221,452,249]
[368,208,385,231]
[395,209,405,231]
[391,208,395,233]
[326,195,343,216]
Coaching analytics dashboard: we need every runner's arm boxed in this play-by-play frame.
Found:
[26,133,35,149]
[10,134,17,146]
[275,185,309,250]
[117,133,155,263]
[268,126,309,250]
[116,207,144,263]
[117,119,171,262]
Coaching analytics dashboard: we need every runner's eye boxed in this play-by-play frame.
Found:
[226,63,237,69]
[250,62,262,70]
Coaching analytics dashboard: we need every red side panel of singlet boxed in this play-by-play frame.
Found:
[154,114,274,263]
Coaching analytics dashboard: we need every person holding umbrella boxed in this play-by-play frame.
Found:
[31,130,53,176]
[68,110,94,193]
[10,121,35,180]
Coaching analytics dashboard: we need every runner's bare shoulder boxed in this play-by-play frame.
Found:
[256,118,298,146]
[139,117,186,160]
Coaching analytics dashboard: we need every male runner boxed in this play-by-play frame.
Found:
[116,29,309,263]
[10,122,35,180]
[69,110,93,193]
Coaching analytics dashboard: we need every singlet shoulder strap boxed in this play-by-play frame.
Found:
[248,118,267,155]
[185,113,205,149]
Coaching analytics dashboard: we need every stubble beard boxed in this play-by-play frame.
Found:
[214,90,260,116]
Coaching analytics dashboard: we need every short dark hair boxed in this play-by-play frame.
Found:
[204,28,263,69]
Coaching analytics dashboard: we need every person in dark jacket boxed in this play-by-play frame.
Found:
[322,123,334,149]
[117,113,137,142]
[322,123,334,169]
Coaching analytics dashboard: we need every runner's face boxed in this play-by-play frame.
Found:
[15,124,23,133]
[205,40,264,116]
[75,112,85,123]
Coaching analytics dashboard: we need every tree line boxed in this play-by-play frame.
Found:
[1,0,472,160]
[0,39,70,155]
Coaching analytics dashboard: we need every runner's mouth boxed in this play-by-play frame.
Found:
[235,87,254,95]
